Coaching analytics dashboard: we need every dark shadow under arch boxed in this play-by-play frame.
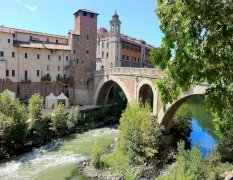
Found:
[138,84,154,110]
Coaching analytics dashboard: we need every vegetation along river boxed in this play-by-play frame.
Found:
[0,96,216,179]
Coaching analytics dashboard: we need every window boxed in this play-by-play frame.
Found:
[47,65,50,71]
[66,56,68,61]
[12,52,15,58]
[0,51,4,57]
[90,13,94,18]
[107,43,109,48]
[73,50,76,54]
[85,24,91,29]
[127,56,129,60]
[58,66,60,71]
[83,12,87,16]
[138,58,140,62]
[48,55,50,60]
[58,56,61,61]
[102,42,104,48]
[122,55,125,60]
[86,50,89,54]
[82,60,84,63]
[135,57,137,61]
[30,36,32,40]
[86,35,89,40]
[47,38,49,42]
[56,40,58,43]
[12,70,15,77]
[37,70,40,77]
[6,70,9,77]
[13,34,15,38]
[77,59,79,63]
[37,54,40,59]
[25,53,27,59]
[8,39,10,43]
[102,51,104,58]
[106,53,109,58]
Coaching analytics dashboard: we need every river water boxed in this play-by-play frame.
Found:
[0,127,119,180]
[0,97,217,179]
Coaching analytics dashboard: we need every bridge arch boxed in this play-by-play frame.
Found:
[137,79,158,115]
[94,76,132,105]
[158,85,208,132]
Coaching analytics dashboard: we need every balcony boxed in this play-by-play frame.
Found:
[0,57,6,61]
[21,79,31,83]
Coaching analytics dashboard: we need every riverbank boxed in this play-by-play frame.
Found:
[79,135,177,179]
[0,113,119,161]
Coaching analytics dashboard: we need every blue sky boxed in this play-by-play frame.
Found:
[0,0,163,47]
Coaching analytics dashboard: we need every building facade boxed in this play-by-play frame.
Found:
[96,11,155,70]
[0,9,156,105]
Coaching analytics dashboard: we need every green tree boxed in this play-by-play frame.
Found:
[50,103,67,136]
[153,0,233,160]
[28,93,46,137]
[0,90,27,143]
[119,103,163,164]
[90,142,102,168]
[66,108,82,130]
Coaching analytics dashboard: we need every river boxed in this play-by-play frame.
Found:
[0,127,119,180]
[0,97,217,179]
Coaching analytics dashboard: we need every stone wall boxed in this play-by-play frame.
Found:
[0,79,67,102]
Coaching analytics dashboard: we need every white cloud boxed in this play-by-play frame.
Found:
[24,5,38,12]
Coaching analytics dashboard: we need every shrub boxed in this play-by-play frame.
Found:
[66,108,82,130]
[50,103,67,136]
[171,104,192,140]
[119,103,163,164]
[158,141,206,180]
[91,142,102,168]
[28,93,46,137]
[0,90,27,143]
[102,146,129,173]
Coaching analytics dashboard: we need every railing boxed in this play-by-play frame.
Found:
[94,67,163,78]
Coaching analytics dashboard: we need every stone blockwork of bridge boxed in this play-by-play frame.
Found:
[93,67,208,131]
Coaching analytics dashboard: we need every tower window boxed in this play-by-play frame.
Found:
[56,39,58,43]
[59,56,61,61]
[86,50,89,54]
[12,52,15,58]
[90,13,94,18]
[47,38,49,42]
[102,42,104,48]
[82,60,84,63]
[8,39,10,43]
[6,70,9,77]
[48,55,50,60]
[107,43,109,48]
[106,53,109,58]
[86,35,89,40]
[102,51,104,58]
[13,34,15,38]
[73,50,76,54]
[0,51,3,57]
[83,12,87,16]
[12,70,15,77]
[77,59,79,63]
[25,53,27,59]
[37,70,40,77]
[37,54,40,59]
[66,56,68,61]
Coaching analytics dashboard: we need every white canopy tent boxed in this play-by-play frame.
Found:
[45,93,58,109]
[57,93,69,108]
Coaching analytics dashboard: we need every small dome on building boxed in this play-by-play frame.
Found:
[112,10,119,19]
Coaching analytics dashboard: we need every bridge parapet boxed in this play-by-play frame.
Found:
[95,67,163,78]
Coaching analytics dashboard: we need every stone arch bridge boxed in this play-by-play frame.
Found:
[93,67,208,131]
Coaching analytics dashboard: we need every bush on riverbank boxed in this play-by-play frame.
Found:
[157,141,233,180]
[119,103,163,164]
[93,103,164,177]
[0,90,27,144]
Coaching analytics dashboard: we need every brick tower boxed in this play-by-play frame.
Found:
[69,9,99,105]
